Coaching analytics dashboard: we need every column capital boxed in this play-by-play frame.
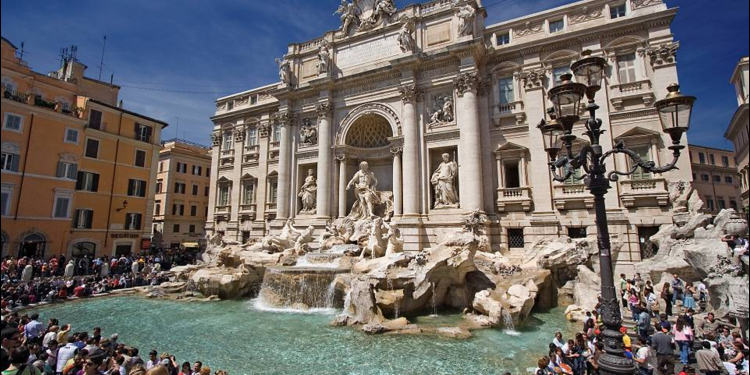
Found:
[398,84,421,103]
[519,69,547,91]
[316,102,333,119]
[233,126,245,143]
[273,111,296,128]
[258,121,271,138]
[210,132,221,147]
[336,154,347,162]
[477,75,492,98]
[454,72,480,97]
[390,147,403,157]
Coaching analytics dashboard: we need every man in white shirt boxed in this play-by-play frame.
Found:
[42,326,58,350]
[634,336,655,375]
[146,350,159,370]
[56,337,79,374]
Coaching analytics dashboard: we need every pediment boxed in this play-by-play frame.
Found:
[615,126,660,141]
[494,142,528,153]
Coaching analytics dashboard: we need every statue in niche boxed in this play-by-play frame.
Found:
[453,0,476,37]
[428,94,455,126]
[317,41,331,75]
[346,161,381,220]
[298,169,317,214]
[335,0,360,35]
[299,119,318,146]
[431,153,459,208]
[398,17,416,53]
[275,57,292,86]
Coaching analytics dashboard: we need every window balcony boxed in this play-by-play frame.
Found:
[620,177,669,208]
[239,204,257,220]
[493,101,526,127]
[214,205,231,215]
[496,187,533,212]
[609,79,656,111]
[243,145,260,165]
[554,183,594,211]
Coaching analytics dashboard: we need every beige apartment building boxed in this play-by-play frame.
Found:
[725,57,749,213]
[2,37,166,260]
[206,0,695,266]
[689,145,742,214]
[152,139,212,251]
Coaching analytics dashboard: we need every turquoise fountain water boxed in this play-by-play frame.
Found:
[29,296,575,375]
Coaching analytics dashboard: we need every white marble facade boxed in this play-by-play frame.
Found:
[207,0,692,265]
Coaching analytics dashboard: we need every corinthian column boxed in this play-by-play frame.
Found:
[398,84,420,217]
[316,102,333,219]
[454,72,484,211]
[337,156,347,218]
[391,147,403,216]
[275,112,294,220]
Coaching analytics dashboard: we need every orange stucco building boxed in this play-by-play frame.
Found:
[1,36,167,260]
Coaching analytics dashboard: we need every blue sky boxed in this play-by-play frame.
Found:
[1,0,747,150]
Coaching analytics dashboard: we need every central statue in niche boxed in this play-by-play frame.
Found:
[431,153,459,208]
[346,161,381,220]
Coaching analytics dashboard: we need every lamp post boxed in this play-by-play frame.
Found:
[538,50,696,375]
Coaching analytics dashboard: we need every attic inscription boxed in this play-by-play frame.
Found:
[336,34,401,69]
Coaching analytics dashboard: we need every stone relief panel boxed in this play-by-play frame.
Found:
[568,5,604,25]
[647,42,679,67]
[299,118,318,147]
[514,21,544,38]
[426,91,456,129]
[425,21,452,48]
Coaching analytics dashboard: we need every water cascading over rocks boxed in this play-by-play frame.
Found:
[257,268,347,310]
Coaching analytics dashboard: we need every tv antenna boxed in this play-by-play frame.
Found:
[17,42,26,60]
[98,35,107,81]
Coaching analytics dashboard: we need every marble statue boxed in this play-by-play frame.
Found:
[275,57,292,86]
[299,119,318,146]
[398,17,416,53]
[385,222,404,255]
[64,260,75,278]
[294,226,316,254]
[100,261,109,277]
[361,217,387,259]
[335,0,360,35]
[280,218,302,243]
[453,0,476,37]
[317,41,331,75]
[298,169,318,214]
[22,264,33,282]
[346,161,381,220]
[431,153,459,208]
[374,0,397,20]
[428,95,455,126]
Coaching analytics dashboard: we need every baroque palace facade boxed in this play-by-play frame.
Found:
[207,0,692,264]
[1,37,167,260]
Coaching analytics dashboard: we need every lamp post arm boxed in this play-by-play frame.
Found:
[601,143,683,181]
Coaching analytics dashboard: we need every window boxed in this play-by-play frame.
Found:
[222,130,234,150]
[85,138,100,159]
[76,172,100,192]
[135,123,153,143]
[698,153,706,164]
[73,209,94,229]
[156,180,163,193]
[205,186,210,197]
[549,19,565,33]
[631,146,652,181]
[125,213,142,230]
[610,4,627,19]
[127,179,147,198]
[159,161,164,172]
[192,184,199,196]
[709,154,716,165]
[0,186,12,216]
[638,226,660,260]
[508,229,525,249]
[227,101,234,111]
[1,152,19,172]
[3,113,24,132]
[497,32,510,46]
[722,156,730,168]
[206,167,211,177]
[192,165,202,175]
[246,128,258,147]
[155,201,161,216]
[218,185,230,206]
[564,164,583,185]
[692,173,697,181]
[568,227,587,239]
[701,174,710,182]
[553,66,570,86]
[189,225,196,234]
[173,224,180,233]
[268,181,278,203]
[617,53,637,84]
[190,205,198,217]
[718,198,726,210]
[706,196,715,211]
[243,182,256,205]
[273,125,281,143]
[713,175,722,183]
[88,109,103,130]
[498,77,514,106]
[725,176,734,184]
[56,161,77,180]
[174,182,186,194]
[64,128,79,144]
[504,162,521,188]
[730,200,738,211]
[134,150,147,168]
[53,194,72,218]
[176,162,187,174]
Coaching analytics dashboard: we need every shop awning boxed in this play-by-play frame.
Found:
[182,242,200,248]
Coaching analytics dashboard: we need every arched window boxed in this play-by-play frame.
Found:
[345,114,393,148]
[19,233,45,259]
[72,241,96,259]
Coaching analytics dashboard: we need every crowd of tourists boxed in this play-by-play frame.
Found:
[1,312,227,375]
[535,269,749,375]
[0,251,195,314]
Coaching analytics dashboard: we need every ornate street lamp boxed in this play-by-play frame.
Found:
[538,51,695,375]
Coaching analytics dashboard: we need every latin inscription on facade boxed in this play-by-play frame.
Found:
[426,21,452,46]
[336,34,401,69]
